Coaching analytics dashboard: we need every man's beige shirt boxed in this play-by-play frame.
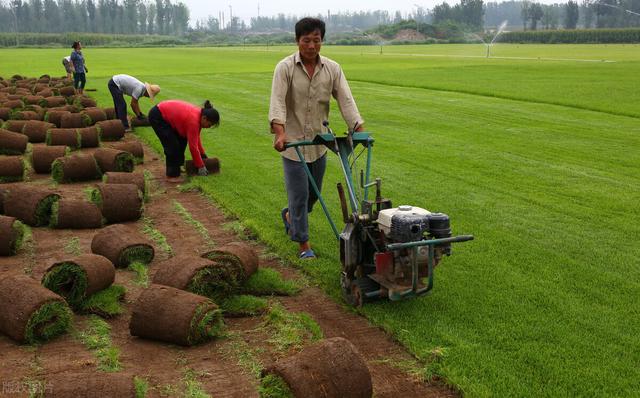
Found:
[269,52,364,162]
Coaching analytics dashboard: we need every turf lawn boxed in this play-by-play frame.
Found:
[2,43,638,397]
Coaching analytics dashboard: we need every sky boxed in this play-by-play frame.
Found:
[184,0,570,25]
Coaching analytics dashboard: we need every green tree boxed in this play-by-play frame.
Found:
[565,0,579,29]
[529,2,543,30]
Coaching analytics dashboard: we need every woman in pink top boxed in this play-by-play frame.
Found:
[148,99,220,182]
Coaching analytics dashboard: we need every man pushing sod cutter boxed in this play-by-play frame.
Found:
[269,17,364,260]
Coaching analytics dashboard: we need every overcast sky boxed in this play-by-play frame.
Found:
[184,0,565,25]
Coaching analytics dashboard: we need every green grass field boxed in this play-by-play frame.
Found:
[3,43,638,397]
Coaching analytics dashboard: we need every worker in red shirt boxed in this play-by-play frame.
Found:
[148,99,220,182]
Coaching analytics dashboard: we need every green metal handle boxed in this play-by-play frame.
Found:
[386,235,474,251]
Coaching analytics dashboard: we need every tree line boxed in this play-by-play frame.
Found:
[0,0,189,35]
[0,0,638,38]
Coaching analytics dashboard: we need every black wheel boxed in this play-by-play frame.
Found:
[345,277,380,307]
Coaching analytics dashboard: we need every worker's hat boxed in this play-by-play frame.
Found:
[145,83,161,101]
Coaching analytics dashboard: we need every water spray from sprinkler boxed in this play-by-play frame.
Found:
[596,1,640,16]
[480,20,508,58]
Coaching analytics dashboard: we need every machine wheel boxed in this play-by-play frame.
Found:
[344,277,380,308]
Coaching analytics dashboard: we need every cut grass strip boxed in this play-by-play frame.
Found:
[220,295,268,317]
[20,226,35,275]
[63,236,81,256]
[259,374,294,398]
[183,368,211,398]
[140,216,173,258]
[80,285,126,318]
[76,315,121,372]
[172,199,214,247]
[128,262,149,287]
[134,376,149,398]
[222,332,263,379]
[262,303,323,353]
[243,268,300,296]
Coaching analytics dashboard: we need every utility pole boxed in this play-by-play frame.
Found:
[257,3,260,17]
[229,5,233,30]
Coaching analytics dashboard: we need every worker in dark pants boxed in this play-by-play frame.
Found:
[269,17,364,259]
[148,99,220,183]
[107,74,160,132]
[70,41,87,94]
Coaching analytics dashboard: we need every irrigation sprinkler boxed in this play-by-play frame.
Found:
[486,20,508,58]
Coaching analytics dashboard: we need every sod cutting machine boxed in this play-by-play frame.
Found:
[286,123,473,307]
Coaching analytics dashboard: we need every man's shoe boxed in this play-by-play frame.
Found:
[299,249,316,259]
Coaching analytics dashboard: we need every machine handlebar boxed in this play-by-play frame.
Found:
[386,235,474,251]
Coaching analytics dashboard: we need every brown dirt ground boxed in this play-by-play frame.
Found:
[0,134,458,398]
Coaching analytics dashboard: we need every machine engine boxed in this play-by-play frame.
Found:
[376,206,452,282]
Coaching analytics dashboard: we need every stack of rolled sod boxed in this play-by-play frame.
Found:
[153,255,238,302]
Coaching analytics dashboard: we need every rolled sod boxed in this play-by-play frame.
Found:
[91,224,154,267]
[152,255,238,302]
[21,120,55,143]
[0,274,72,344]
[0,156,25,182]
[0,186,6,213]
[50,198,103,229]
[23,95,44,105]
[46,128,80,149]
[88,183,143,223]
[51,154,101,183]
[36,88,54,98]
[60,112,90,128]
[129,115,150,127]
[129,284,224,346]
[0,107,11,120]
[73,95,98,108]
[103,172,146,197]
[103,107,117,120]
[186,158,221,175]
[2,99,23,109]
[0,128,28,154]
[108,140,144,163]
[44,110,71,128]
[58,86,76,97]
[201,242,259,284]
[3,185,60,226]
[0,216,27,256]
[11,110,40,120]
[42,254,115,308]
[81,107,106,124]
[31,145,68,174]
[39,96,67,108]
[94,147,134,173]
[44,372,135,397]
[263,337,373,398]
[77,126,100,148]
[96,120,125,141]
[2,119,28,133]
